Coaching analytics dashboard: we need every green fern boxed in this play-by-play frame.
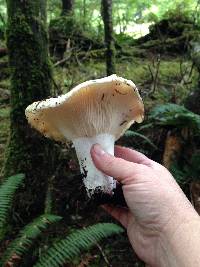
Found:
[0,173,25,232]
[1,214,62,266]
[149,103,200,134]
[34,223,124,267]
[124,130,157,149]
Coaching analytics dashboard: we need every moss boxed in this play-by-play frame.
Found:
[0,107,10,172]
[3,0,60,220]
[49,15,103,59]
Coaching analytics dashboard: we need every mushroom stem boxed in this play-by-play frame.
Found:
[73,133,116,197]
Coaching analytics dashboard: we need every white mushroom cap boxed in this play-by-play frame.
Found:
[25,74,144,197]
[25,74,144,143]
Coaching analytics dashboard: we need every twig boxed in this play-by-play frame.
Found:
[152,55,160,93]
[188,62,195,80]
[51,76,62,96]
[179,60,195,87]
[75,51,81,66]
[147,54,161,95]
[96,242,112,267]
[53,54,72,67]
[147,65,154,82]
[81,44,92,61]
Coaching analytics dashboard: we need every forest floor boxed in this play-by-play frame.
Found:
[0,50,198,266]
[0,54,197,170]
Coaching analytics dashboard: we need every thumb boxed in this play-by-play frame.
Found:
[91,144,147,184]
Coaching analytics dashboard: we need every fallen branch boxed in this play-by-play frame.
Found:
[96,242,112,267]
[53,48,106,67]
[147,54,161,95]
[53,54,72,67]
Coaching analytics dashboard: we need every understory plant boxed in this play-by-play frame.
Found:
[0,173,124,267]
[149,103,200,184]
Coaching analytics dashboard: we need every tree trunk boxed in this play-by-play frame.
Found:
[61,0,74,15]
[101,0,116,75]
[3,0,58,220]
[185,42,200,114]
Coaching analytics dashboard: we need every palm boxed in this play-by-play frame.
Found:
[102,146,188,266]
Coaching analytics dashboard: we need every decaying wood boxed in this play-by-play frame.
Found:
[77,254,94,267]
[163,132,182,169]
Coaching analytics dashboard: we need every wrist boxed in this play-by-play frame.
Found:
[158,203,200,267]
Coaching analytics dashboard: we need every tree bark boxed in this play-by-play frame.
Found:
[185,42,200,114]
[101,0,116,75]
[3,0,59,220]
[61,0,74,15]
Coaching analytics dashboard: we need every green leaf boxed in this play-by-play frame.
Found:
[149,103,200,134]
[34,223,124,267]
[0,173,25,235]
[124,130,157,149]
[1,214,62,266]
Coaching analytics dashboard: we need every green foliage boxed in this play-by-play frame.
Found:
[149,103,200,134]
[0,173,123,267]
[0,0,6,39]
[189,152,200,179]
[34,223,124,267]
[170,152,200,184]
[1,214,62,266]
[169,162,190,185]
[50,15,79,36]
[0,173,25,236]
[124,130,157,149]
[49,15,103,53]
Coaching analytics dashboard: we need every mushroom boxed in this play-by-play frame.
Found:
[25,74,144,197]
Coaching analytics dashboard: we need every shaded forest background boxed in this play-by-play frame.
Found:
[0,0,200,266]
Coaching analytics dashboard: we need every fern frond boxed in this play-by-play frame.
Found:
[149,103,200,133]
[34,223,124,267]
[1,214,62,266]
[124,130,157,149]
[0,173,25,231]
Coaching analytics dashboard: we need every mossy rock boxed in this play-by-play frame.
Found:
[136,13,199,54]
[138,30,200,54]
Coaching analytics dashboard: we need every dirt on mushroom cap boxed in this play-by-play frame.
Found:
[25,74,144,142]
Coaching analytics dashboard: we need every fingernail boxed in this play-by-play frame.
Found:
[93,144,105,156]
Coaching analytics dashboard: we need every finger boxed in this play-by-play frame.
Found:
[115,146,153,167]
[102,204,131,228]
[91,144,148,184]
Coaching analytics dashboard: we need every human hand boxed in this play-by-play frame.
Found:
[91,145,200,267]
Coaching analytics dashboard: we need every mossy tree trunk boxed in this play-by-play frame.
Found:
[61,0,74,15]
[101,0,116,75]
[4,0,58,220]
